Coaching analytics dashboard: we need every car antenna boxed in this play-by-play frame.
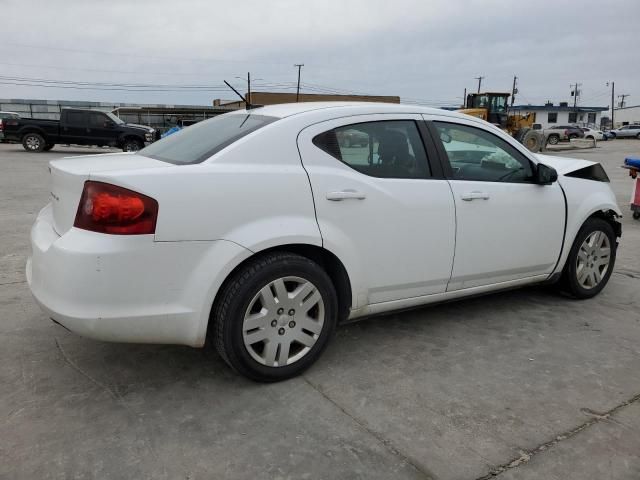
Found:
[223,80,255,111]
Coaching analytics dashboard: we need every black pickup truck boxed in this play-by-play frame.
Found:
[2,108,157,152]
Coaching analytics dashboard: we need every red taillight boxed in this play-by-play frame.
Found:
[0,120,3,131]
[564,129,569,136]
[74,181,158,235]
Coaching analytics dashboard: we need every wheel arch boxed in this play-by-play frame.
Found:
[205,243,353,344]
[20,127,49,142]
[554,203,622,277]
[119,133,144,147]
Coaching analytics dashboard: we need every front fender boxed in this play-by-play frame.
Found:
[554,176,621,275]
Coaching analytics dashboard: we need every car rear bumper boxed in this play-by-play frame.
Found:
[27,203,251,346]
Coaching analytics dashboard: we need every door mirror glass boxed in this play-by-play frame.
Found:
[535,163,558,185]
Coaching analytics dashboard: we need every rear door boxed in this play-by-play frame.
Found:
[298,114,456,307]
[426,115,565,290]
[61,110,89,144]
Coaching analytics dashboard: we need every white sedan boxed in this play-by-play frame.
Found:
[27,103,622,381]
[581,127,605,141]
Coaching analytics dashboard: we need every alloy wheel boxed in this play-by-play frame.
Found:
[576,230,611,289]
[242,276,325,367]
[26,135,41,150]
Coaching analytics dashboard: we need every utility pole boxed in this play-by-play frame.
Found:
[294,64,304,102]
[247,72,251,107]
[475,76,484,93]
[608,81,615,128]
[570,82,581,110]
[510,75,518,107]
[463,87,467,108]
[618,93,629,109]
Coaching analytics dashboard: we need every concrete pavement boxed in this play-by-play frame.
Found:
[1,141,639,479]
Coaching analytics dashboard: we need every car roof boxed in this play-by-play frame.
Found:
[228,102,465,120]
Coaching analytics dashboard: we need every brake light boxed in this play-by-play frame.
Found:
[564,129,569,136]
[0,120,3,131]
[74,181,158,235]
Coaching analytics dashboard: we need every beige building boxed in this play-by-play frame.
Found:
[214,91,400,109]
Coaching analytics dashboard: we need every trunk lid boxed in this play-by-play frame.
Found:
[49,153,169,235]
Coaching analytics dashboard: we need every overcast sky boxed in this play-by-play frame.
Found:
[0,0,638,109]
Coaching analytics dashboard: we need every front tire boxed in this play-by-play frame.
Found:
[547,134,560,145]
[22,133,45,152]
[559,218,616,299]
[122,138,143,152]
[211,252,338,382]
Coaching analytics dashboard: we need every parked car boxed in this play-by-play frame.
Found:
[603,130,616,140]
[581,127,605,141]
[609,125,640,139]
[544,125,585,145]
[2,108,156,152]
[27,103,621,381]
[0,111,21,142]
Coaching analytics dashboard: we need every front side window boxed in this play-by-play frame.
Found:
[89,113,108,128]
[312,120,430,179]
[139,113,278,165]
[548,112,558,123]
[434,122,534,183]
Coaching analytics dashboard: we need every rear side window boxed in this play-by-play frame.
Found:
[139,113,278,165]
[66,111,86,125]
[312,120,431,179]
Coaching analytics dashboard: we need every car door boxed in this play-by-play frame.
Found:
[425,116,565,291]
[297,114,456,306]
[87,112,114,145]
[62,110,89,144]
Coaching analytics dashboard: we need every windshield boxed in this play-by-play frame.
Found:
[139,113,278,164]
[106,112,124,124]
[489,95,507,113]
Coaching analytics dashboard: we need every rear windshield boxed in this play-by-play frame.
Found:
[139,113,278,165]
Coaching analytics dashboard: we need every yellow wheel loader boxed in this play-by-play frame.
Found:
[458,92,543,152]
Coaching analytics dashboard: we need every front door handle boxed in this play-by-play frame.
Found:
[460,191,490,201]
[326,190,367,201]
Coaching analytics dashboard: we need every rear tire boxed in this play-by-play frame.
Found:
[547,134,560,145]
[558,218,616,299]
[22,133,45,152]
[211,252,338,382]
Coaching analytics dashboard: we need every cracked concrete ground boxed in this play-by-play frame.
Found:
[1,141,639,479]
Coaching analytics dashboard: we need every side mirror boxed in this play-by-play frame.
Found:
[535,163,558,185]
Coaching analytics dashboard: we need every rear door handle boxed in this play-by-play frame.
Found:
[460,191,490,201]
[326,190,367,201]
